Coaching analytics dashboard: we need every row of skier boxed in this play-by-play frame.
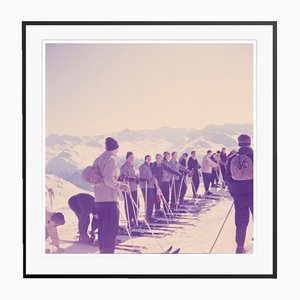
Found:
[46,134,253,254]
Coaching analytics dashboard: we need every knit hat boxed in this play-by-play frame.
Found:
[105,137,119,151]
[238,134,251,147]
[126,151,133,159]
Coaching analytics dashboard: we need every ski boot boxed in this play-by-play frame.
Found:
[236,246,246,254]
[79,233,92,244]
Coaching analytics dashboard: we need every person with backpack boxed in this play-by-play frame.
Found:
[139,155,155,222]
[45,209,65,253]
[169,152,191,208]
[188,151,201,198]
[201,150,218,195]
[68,193,98,243]
[226,134,253,254]
[119,152,139,227]
[92,137,129,253]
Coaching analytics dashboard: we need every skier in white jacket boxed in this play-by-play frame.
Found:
[201,150,218,195]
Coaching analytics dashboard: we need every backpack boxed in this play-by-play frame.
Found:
[82,164,101,185]
[230,153,253,181]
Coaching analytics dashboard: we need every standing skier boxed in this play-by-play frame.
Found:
[93,137,129,253]
[68,193,98,243]
[139,155,155,222]
[201,150,218,195]
[169,152,190,208]
[188,151,201,198]
[151,153,180,216]
[226,134,253,254]
[161,151,181,209]
[119,152,139,227]
[210,152,221,187]
[179,153,189,203]
[220,147,227,187]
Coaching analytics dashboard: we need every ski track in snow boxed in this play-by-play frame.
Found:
[46,175,253,255]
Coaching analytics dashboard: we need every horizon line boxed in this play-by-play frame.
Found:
[46,123,253,138]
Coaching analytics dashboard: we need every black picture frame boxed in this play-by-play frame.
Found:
[22,21,277,279]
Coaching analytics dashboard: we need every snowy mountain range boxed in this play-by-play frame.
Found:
[46,123,252,192]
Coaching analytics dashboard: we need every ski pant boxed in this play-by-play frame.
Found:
[154,187,161,210]
[211,169,219,185]
[202,172,212,192]
[123,190,138,225]
[161,181,170,208]
[141,188,155,219]
[192,173,200,196]
[68,194,94,234]
[179,178,187,203]
[171,179,180,207]
[232,193,253,248]
[95,202,120,254]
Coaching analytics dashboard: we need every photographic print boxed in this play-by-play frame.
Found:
[23,22,276,277]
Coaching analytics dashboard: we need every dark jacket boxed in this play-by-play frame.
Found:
[220,152,227,164]
[188,157,201,172]
[226,147,253,195]
[151,160,180,186]
[179,157,187,168]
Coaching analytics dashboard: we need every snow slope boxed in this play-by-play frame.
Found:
[45,174,253,254]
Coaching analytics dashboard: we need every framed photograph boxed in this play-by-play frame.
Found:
[23,21,277,278]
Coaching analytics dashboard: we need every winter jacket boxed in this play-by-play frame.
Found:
[120,162,138,191]
[179,157,187,168]
[201,154,217,174]
[169,159,190,181]
[45,210,59,247]
[220,152,227,164]
[161,158,181,183]
[188,157,201,173]
[139,162,155,189]
[93,151,122,202]
[226,146,253,195]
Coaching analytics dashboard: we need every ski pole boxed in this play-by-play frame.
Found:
[123,182,131,230]
[208,201,234,254]
[127,187,164,252]
[156,180,175,217]
[117,190,136,251]
[176,175,184,209]
[153,179,174,219]
[129,189,139,227]
[145,180,148,219]
[190,179,197,200]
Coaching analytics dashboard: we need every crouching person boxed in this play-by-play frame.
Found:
[45,209,65,253]
[93,137,129,254]
[68,193,98,243]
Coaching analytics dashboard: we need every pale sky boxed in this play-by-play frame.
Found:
[46,43,253,135]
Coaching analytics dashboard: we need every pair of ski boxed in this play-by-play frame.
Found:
[118,226,169,238]
[116,243,180,254]
[117,244,180,254]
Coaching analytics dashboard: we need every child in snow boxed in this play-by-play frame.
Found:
[45,209,65,253]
